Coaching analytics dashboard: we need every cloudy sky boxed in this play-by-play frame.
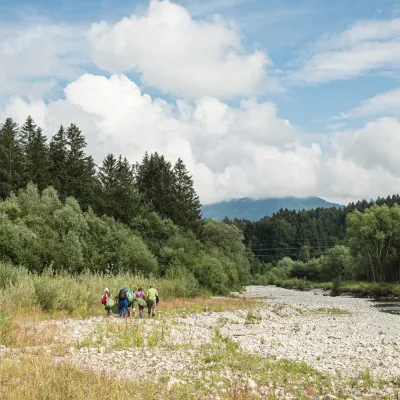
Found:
[1,0,400,205]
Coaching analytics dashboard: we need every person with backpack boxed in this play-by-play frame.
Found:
[118,287,129,317]
[146,284,159,318]
[136,287,147,319]
[101,288,114,316]
[126,286,135,317]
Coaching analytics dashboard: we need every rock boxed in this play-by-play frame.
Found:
[247,378,257,389]
[168,377,185,390]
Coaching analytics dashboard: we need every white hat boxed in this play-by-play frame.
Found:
[104,288,109,292]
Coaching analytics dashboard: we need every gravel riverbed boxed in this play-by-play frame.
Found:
[2,286,400,398]
[50,285,400,381]
[228,286,400,379]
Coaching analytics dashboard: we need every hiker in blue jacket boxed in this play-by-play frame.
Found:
[118,287,129,317]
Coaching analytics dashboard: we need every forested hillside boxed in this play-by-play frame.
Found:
[226,196,400,286]
[202,196,341,221]
[0,116,250,294]
[2,115,400,293]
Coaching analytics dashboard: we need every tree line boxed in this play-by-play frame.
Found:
[0,116,201,232]
[0,116,250,294]
[226,197,400,284]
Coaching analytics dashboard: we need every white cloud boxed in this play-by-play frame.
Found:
[337,88,400,120]
[289,18,400,85]
[88,0,278,99]
[0,22,87,102]
[3,73,400,205]
[1,73,319,204]
[332,117,400,175]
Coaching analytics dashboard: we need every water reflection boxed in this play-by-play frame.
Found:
[372,299,400,315]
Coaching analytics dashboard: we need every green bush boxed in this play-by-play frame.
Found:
[0,184,254,295]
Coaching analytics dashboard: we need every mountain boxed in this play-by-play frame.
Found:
[201,197,342,221]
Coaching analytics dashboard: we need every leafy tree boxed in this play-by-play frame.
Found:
[347,204,400,282]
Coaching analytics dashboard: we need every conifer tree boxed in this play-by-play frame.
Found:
[135,153,203,232]
[136,152,177,220]
[65,123,100,209]
[49,125,68,196]
[173,158,202,233]
[0,118,24,198]
[19,115,36,154]
[100,154,143,223]
[25,127,51,191]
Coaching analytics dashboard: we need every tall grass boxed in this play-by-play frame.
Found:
[274,278,400,298]
[0,261,201,316]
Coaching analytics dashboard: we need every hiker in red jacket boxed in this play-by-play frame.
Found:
[101,288,113,316]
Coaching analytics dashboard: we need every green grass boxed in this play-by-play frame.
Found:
[312,307,351,315]
[275,279,400,298]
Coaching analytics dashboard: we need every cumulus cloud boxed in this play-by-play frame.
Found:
[1,73,321,204]
[88,0,278,99]
[288,18,400,85]
[336,88,400,120]
[3,73,400,205]
[0,22,87,102]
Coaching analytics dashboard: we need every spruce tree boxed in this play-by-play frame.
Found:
[0,118,24,198]
[100,154,143,224]
[99,153,118,216]
[65,123,100,209]
[49,125,68,196]
[173,158,202,233]
[136,152,177,220]
[25,127,51,191]
[20,115,36,154]
[135,153,202,232]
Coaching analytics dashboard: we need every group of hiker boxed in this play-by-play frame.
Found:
[101,284,159,318]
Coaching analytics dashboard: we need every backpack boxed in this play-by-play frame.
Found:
[127,289,134,302]
[105,297,114,309]
[138,297,147,307]
[101,294,107,305]
[119,288,127,300]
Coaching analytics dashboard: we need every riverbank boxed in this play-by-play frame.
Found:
[1,287,399,399]
[275,279,400,298]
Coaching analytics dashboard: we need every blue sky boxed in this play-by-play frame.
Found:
[1,0,400,204]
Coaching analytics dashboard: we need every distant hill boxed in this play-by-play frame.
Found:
[201,197,342,221]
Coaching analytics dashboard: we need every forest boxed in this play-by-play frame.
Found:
[0,116,250,295]
[1,115,400,295]
[226,197,400,286]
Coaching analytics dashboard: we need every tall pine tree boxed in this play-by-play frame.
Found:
[65,123,100,209]
[173,158,202,233]
[100,154,143,224]
[49,125,68,196]
[135,153,203,233]
[25,126,51,191]
[135,152,176,220]
[0,118,24,198]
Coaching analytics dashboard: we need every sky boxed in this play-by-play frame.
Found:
[1,0,400,205]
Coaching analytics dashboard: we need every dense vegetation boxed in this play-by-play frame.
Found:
[227,198,400,287]
[0,116,250,295]
[201,196,340,221]
[2,115,400,299]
